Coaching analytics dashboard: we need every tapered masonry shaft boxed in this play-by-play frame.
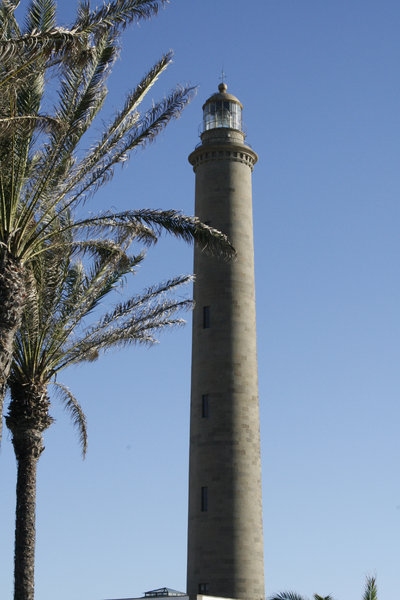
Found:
[186,83,264,600]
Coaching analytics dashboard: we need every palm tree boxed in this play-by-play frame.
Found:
[269,593,333,600]
[6,230,195,600]
[269,576,377,600]
[0,0,233,433]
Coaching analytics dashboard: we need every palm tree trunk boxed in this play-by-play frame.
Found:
[12,430,42,600]
[0,252,27,438]
[6,383,52,600]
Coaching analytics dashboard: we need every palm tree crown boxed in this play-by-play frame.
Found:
[269,576,378,600]
[6,230,195,600]
[269,593,333,600]
[0,0,233,432]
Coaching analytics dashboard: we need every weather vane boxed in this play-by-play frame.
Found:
[219,68,227,85]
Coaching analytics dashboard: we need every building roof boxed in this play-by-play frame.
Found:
[104,587,187,600]
[145,588,187,597]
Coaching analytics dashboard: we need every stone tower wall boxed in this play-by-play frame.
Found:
[187,127,264,600]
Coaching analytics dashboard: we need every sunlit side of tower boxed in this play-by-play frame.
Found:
[186,84,264,600]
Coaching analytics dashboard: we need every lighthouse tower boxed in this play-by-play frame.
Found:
[186,83,264,600]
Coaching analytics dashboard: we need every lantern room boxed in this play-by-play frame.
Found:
[202,82,243,132]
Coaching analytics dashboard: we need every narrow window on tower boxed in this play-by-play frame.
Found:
[201,394,209,418]
[203,306,210,328]
[198,584,209,594]
[201,486,208,512]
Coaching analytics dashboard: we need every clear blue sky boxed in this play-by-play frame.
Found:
[1,1,400,599]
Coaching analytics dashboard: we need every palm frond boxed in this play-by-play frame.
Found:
[68,237,146,270]
[52,381,87,457]
[12,250,69,382]
[59,83,196,205]
[101,209,234,258]
[73,0,167,37]
[0,1,166,66]
[56,34,116,135]
[55,248,142,334]
[50,211,157,246]
[0,114,60,133]
[362,577,377,600]
[19,233,143,376]
[4,35,117,257]
[24,33,116,207]
[269,593,306,600]
[28,209,234,262]
[62,51,173,194]
[24,0,56,33]
[78,209,234,257]
[63,310,188,366]
[0,0,20,40]
[0,27,87,66]
[57,274,193,370]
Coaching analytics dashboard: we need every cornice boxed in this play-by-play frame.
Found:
[188,143,258,172]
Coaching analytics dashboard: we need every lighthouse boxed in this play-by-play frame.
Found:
[186,83,264,600]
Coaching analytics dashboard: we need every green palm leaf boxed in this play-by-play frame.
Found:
[73,0,167,35]
[269,593,306,600]
[363,577,377,600]
[24,0,56,33]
